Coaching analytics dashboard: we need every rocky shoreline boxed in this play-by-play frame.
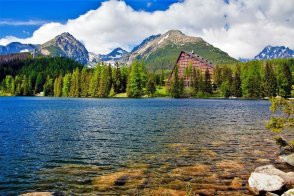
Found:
[248,153,294,196]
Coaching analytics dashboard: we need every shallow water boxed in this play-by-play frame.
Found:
[0,97,290,195]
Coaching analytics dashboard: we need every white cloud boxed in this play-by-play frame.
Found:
[0,19,49,26]
[0,0,293,59]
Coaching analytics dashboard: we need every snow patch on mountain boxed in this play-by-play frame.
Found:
[254,45,294,60]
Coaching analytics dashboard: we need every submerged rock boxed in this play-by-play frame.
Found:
[281,154,294,167]
[216,160,244,171]
[282,189,294,196]
[143,188,186,196]
[21,192,52,196]
[230,177,243,189]
[92,168,146,191]
[170,164,210,177]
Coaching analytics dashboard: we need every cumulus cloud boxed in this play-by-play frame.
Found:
[0,0,293,58]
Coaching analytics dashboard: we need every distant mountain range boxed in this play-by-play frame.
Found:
[1,31,293,69]
[98,47,128,62]
[254,45,294,60]
[128,30,237,70]
[0,33,89,64]
[0,42,38,55]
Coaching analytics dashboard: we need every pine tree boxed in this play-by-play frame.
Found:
[127,61,144,98]
[170,64,183,98]
[146,74,156,97]
[80,68,89,97]
[43,76,53,96]
[99,65,111,97]
[220,81,230,98]
[34,73,44,94]
[231,65,242,97]
[213,65,223,87]
[160,69,165,86]
[54,75,63,97]
[264,62,277,97]
[204,68,212,94]
[277,63,292,98]
[89,65,101,97]
[113,64,122,94]
[69,68,81,97]
[21,75,29,96]
[62,73,71,97]
[242,63,262,98]
[4,75,15,95]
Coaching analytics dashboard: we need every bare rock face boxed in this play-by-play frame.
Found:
[248,165,294,195]
[40,32,89,64]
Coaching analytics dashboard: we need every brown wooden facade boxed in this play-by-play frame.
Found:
[168,51,214,87]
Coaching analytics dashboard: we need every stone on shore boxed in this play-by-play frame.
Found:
[248,172,284,194]
[282,189,294,196]
[249,165,294,195]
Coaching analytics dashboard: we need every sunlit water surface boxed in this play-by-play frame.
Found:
[0,97,290,195]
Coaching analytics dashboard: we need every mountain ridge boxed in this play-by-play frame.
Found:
[40,32,89,64]
[254,45,294,60]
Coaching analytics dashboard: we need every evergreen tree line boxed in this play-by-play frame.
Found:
[170,60,293,98]
[0,57,293,98]
[0,60,165,98]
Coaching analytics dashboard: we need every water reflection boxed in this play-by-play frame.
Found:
[0,97,289,195]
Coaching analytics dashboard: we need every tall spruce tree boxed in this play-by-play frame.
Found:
[127,61,144,98]
[54,75,63,97]
[231,65,242,97]
[170,64,183,98]
[204,68,212,94]
[69,68,81,97]
[146,74,156,97]
[264,62,277,97]
[62,73,71,97]
[43,76,53,96]
[278,63,292,98]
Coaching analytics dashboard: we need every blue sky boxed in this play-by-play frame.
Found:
[0,0,180,38]
[0,0,293,58]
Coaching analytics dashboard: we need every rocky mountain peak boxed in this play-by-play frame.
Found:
[40,32,89,64]
[254,45,294,60]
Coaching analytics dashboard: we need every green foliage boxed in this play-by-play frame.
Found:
[69,68,81,97]
[62,73,71,97]
[204,68,212,94]
[142,41,238,72]
[43,76,53,96]
[170,64,184,98]
[54,75,63,97]
[264,62,277,97]
[220,81,230,98]
[241,62,263,98]
[231,65,242,97]
[266,97,294,150]
[146,74,156,97]
[277,63,292,98]
[127,61,144,98]
[0,54,292,99]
